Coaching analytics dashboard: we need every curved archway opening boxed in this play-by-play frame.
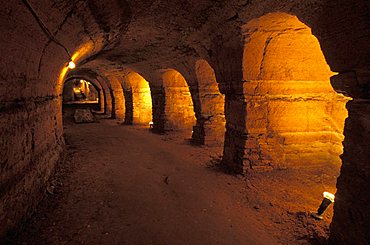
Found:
[162,69,196,137]
[65,68,115,118]
[63,78,100,104]
[122,71,153,125]
[62,78,101,123]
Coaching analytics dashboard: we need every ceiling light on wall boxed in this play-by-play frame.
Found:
[311,191,335,220]
[68,60,76,69]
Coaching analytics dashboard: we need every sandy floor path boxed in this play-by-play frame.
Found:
[13,120,276,245]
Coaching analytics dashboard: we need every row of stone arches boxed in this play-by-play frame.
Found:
[2,0,368,241]
[63,61,225,144]
[56,7,366,245]
[63,13,348,176]
[59,14,353,243]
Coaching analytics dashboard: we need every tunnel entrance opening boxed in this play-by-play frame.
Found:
[2,1,368,243]
[62,78,101,118]
[63,79,100,104]
[122,71,153,126]
[162,69,196,138]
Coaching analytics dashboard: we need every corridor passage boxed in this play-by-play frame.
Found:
[13,120,275,244]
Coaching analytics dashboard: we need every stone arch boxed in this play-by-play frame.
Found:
[63,77,103,112]
[193,59,226,146]
[66,70,113,117]
[161,69,196,136]
[121,71,153,125]
[1,0,368,242]
[240,12,349,170]
[107,76,126,121]
[93,75,113,117]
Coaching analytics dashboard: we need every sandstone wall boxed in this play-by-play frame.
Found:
[218,13,350,171]
[150,85,166,133]
[0,98,64,236]
[109,76,125,121]
[162,70,196,134]
[0,0,111,236]
[193,60,226,146]
[132,86,153,125]
[0,3,62,237]
[121,71,153,125]
[1,0,369,242]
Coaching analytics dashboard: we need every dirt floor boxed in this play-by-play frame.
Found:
[6,118,339,245]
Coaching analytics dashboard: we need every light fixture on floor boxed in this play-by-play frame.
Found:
[311,192,335,220]
[22,0,75,69]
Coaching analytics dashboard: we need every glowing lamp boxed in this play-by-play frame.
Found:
[68,61,76,69]
[311,192,335,220]
[149,122,154,129]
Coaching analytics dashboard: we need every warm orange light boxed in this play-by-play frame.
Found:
[123,71,153,125]
[68,61,76,69]
[161,69,196,132]
[323,192,335,202]
[57,40,102,95]
[311,191,336,220]
[73,87,80,93]
[239,13,350,168]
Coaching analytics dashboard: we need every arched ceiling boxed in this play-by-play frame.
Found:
[46,0,231,76]
[17,0,368,85]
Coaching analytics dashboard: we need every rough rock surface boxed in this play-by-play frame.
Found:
[7,121,337,244]
[0,0,369,243]
[73,109,96,123]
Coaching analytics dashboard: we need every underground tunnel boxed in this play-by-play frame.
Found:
[1,0,369,244]
[62,78,101,117]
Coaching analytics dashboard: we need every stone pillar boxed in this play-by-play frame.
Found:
[108,77,125,121]
[150,85,166,133]
[110,88,125,121]
[192,85,226,146]
[208,24,245,172]
[329,70,370,244]
[191,59,226,146]
[221,81,248,173]
[98,89,105,113]
[123,88,133,125]
[103,88,113,117]
[188,84,208,145]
